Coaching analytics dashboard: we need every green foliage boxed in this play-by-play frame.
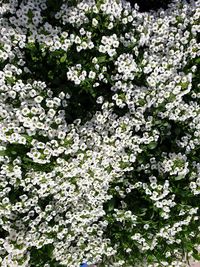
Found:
[29,245,64,267]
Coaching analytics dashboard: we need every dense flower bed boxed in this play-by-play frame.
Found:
[0,0,200,266]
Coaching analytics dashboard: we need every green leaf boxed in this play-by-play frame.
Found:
[180,82,189,89]
[195,58,200,64]
[137,154,144,164]
[174,175,185,181]
[98,56,107,63]
[175,127,181,135]
[108,198,115,212]
[0,150,6,156]
[48,70,54,80]
[139,208,147,216]
[6,77,15,85]
[27,10,34,20]
[147,142,157,150]
[192,249,200,261]
[60,54,67,63]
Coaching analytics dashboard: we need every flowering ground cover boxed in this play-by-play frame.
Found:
[0,0,200,266]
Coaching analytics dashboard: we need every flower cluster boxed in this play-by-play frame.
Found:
[0,0,200,266]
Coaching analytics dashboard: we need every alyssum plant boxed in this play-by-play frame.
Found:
[0,0,199,266]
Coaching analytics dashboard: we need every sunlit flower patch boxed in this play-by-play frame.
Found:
[0,0,199,266]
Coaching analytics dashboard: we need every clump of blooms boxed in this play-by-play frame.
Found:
[0,0,200,266]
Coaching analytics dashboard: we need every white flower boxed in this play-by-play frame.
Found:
[74,36,81,44]
[34,96,43,103]
[92,18,98,27]
[88,71,96,79]
[99,45,106,53]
